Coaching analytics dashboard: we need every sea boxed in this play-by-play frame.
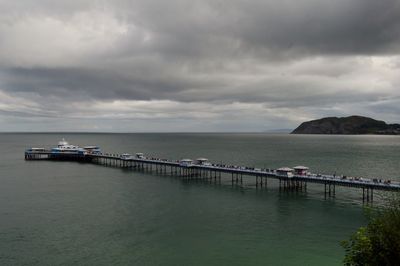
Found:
[1,133,399,265]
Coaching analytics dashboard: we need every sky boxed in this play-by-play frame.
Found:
[0,0,399,132]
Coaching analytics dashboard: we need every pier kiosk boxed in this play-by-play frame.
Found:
[293,166,309,176]
[180,159,193,167]
[136,153,145,159]
[121,153,131,159]
[84,146,101,155]
[196,158,211,166]
[276,167,294,178]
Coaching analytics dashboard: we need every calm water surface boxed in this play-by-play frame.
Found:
[1,133,399,265]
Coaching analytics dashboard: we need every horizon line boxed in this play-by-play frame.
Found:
[0,131,292,134]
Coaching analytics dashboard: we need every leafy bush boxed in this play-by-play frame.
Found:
[342,196,400,265]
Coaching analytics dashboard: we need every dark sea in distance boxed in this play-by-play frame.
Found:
[1,133,399,265]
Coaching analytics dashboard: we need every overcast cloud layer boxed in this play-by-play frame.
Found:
[0,0,399,132]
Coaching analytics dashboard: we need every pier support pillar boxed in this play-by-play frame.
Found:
[363,188,365,202]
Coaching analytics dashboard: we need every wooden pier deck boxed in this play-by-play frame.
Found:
[25,149,400,202]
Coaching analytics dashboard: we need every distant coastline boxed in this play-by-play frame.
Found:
[291,116,400,135]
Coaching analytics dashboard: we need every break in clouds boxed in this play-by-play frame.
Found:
[0,0,400,131]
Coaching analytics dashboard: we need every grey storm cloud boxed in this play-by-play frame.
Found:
[0,0,399,131]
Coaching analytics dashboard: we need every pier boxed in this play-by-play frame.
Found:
[25,142,400,203]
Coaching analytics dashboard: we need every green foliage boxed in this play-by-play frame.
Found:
[342,196,400,266]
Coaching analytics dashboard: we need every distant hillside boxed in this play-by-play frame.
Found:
[291,116,400,135]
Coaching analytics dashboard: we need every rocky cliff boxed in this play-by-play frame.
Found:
[291,116,400,135]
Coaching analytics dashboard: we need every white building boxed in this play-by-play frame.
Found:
[180,159,193,167]
[276,167,294,178]
[293,166,309,176]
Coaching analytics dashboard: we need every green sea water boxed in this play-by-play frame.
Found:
[1,133,399,265]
